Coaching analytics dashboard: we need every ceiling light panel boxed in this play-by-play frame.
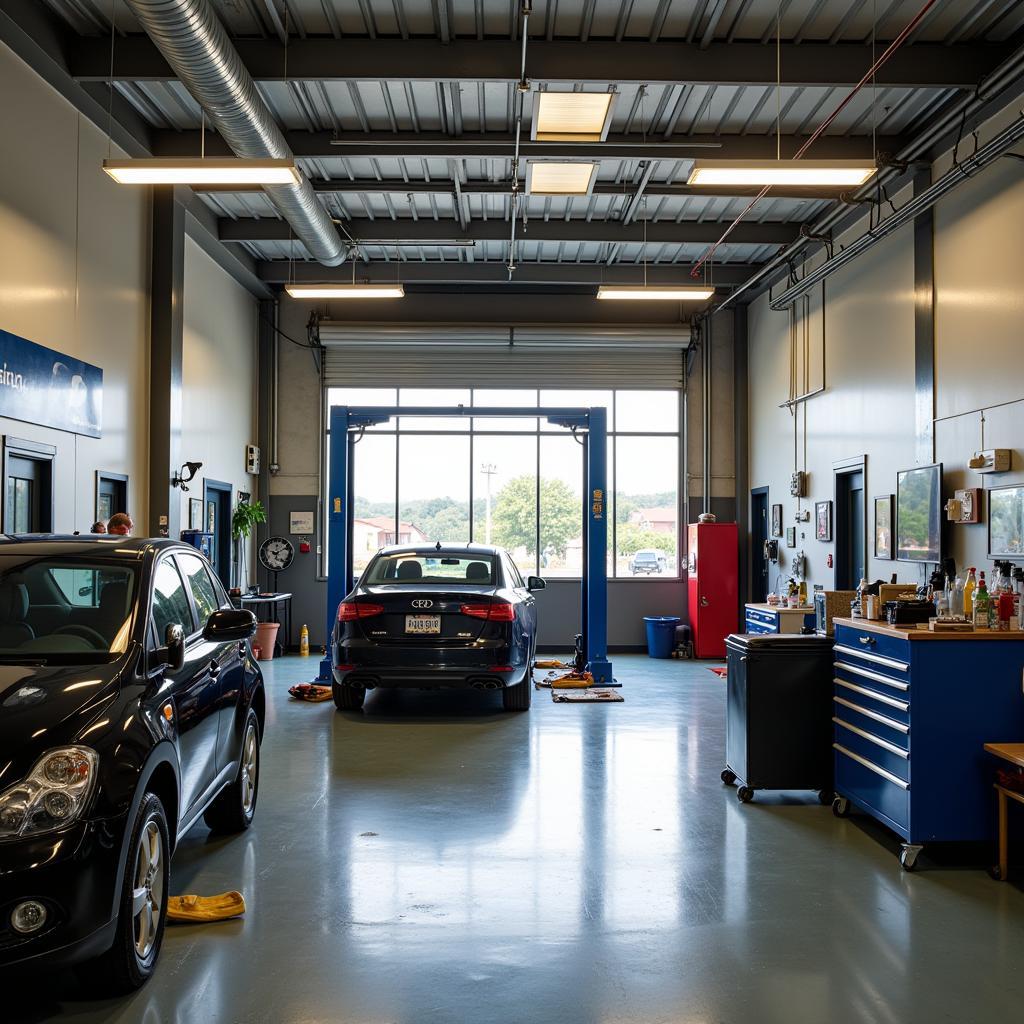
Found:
[103,158,301,185]
[526,162,598,196]
[285,284,405,299]
[596,287,714,301]
[533,91,616,142]
[687,160,877,188]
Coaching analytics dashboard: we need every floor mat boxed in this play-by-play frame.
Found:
[552,688,624,703]
[708,667,727,678]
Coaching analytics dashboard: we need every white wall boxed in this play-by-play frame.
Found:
[181,237,258,576]
[0,42,150,530]
[748,111,1024,592]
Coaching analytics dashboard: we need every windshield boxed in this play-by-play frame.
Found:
[0,555,139,662]
[363,552,497,586]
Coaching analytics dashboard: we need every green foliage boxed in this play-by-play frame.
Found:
[231,499,266,540]
[491,475,578,555]
[617,523,675,558]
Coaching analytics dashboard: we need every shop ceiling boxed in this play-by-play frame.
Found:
[6,0,1023,308]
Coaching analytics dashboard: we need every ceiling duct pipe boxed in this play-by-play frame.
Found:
[123,0,346,266]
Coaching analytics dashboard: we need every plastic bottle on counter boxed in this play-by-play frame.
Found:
[1014,568,1024,630]
[951,572,965,618]
[998,587,1015,631]
[964,567,977,619]
[973,573,990,629]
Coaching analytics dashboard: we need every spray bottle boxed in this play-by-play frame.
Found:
[299,624,310,657]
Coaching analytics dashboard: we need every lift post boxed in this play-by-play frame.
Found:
[318,405,612,686]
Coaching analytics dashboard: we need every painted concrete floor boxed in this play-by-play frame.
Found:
[11,654,1024,1024]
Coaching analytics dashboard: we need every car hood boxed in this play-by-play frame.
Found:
[0,659,126,791]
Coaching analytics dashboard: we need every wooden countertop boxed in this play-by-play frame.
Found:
[746,603,814,613]
[834,616,1024,641]
[985,743,1024,768]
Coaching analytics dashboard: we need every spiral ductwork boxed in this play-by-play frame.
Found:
[124,0,346,266]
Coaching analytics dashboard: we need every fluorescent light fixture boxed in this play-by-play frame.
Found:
[526,161,598,196]
[284,284,405,299]
[687,159,877,188]
[597,286,714,301]
[102,158,300,185]
[533,91,616,142]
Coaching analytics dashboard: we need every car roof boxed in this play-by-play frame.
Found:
[376,543,502,557]
[0,534,187,560]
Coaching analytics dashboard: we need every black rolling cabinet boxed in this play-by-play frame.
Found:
[722,633,836,804]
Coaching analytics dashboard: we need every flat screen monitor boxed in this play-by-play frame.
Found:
[896,463,942,563]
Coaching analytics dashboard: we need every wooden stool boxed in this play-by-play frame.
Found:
[983,743,1024,881]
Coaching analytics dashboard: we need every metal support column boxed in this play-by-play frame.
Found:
[584,407,612,685]
[318,404,351,681]
[148,187,185,539]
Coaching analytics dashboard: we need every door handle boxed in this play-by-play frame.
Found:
[208,660,221,678]
[700,596,709,607]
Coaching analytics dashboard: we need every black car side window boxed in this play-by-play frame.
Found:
[177,553,219,626]
[151,559,195,640]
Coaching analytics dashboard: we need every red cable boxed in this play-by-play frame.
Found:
[690,0,939,279]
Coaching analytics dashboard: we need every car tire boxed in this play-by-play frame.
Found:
[502,677,532,711]
[333,683,366,711]
[204,708,261,833]
[89,792,170,994]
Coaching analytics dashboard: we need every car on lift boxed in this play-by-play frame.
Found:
[0,537,264,992]
[629,549,668,575]
[331,544,543,712]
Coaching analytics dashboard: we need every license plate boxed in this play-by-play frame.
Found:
[405,615,441,634]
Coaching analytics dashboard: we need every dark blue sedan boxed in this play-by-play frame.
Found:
[331,544,544,712]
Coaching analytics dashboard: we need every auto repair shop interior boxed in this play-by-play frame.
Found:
[2,1,1024,1021]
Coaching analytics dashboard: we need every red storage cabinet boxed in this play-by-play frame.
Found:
[686,522,739,659]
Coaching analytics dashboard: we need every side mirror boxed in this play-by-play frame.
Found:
[527,576,546,592]
[152,622,185,674]
[203,608,257,643]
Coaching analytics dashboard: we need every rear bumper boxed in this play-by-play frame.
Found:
[0,816,125,970]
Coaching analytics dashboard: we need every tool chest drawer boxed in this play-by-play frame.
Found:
[834,742,910,836]
[746,606,777,627]
[833,676,910,725]
[832,694,909,750]
[744,618,775,635]
[832,716,910,782]
[834,623,911,670]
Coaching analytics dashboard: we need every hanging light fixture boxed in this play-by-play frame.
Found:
[284,284,405,299]
[596,286,714,301]
[103,158,301,185]
[687,159,877,187]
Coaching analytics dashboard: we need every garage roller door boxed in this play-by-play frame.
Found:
[319,323,687,389]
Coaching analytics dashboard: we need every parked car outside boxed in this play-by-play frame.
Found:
[0,537,264,992]
[332,544,543,712]
[629,549,668,575]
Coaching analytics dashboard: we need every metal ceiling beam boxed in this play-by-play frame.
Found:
[197,179,849,200]
[221,217,797,246]
[71,37,1009,88]
[157,130,902,161]
[257,261,755,286]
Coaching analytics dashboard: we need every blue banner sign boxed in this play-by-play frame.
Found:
[0,329,103,438]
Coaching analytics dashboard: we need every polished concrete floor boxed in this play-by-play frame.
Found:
[13,654,1024,1023]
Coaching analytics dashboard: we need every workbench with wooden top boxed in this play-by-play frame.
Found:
[830,617,1024,870]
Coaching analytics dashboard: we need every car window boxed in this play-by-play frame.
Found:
[178,553,219,626]
[505,554,525,588]
[50,567,102,607]
[151,559,194,639]
[363,552,496,585]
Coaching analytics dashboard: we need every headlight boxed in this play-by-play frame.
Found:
[0,746,98,840]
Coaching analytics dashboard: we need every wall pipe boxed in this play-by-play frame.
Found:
[702,316,712,514]
[507,2,531,275]
[124,0,346,266]
[769,111,1024,309]
[712,41,1024,313]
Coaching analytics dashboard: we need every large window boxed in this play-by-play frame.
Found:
[326,388,680,578]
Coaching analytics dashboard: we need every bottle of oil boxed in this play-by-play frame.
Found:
[963,567,977,619]
[299,623,310,657]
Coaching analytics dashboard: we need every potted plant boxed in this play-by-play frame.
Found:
[232,498,266,592]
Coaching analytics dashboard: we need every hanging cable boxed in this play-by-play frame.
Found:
[507,0,532,277]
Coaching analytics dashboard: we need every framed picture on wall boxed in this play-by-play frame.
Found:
[771,503,783,537]
[786,526,796,549]
[238,491,251,506]
[815,500,833,542]
[188,498,203,531]
[874,494,895,560]
[988,483,1024,558]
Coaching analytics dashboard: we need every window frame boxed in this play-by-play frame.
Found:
[322,387,683,581]
[149,554,197,644]
[176,550,222,631]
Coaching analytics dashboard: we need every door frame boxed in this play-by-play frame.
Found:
[750,485,770,603]
[95,470,129,523]
[202,478,234,587]
[3,435,56,533]
[833,455,867,589]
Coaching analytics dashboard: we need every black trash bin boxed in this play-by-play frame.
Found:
[722,633,836,804]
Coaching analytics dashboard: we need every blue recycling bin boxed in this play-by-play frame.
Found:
[644,615,681,659]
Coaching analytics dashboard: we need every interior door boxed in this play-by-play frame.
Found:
[835,468,866,589]
[203,481,234,588]
[750,488,769,603]
[5,454,53,533]
[97,473,128,523]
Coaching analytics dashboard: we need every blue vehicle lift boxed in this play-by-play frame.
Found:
[317,405,612,687]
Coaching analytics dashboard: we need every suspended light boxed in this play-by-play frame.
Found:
[532,92,616,142]
[597,286,714,301]
[526,162,598,196]
[103,158,300,185]
[285,284,405,299]
[687,159,877,188]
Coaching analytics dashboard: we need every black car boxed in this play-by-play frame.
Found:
[332,544,543,712]
[0,537,264,992]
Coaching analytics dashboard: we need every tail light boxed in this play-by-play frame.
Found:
[337,602,384,621]
[460,602,516,622]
